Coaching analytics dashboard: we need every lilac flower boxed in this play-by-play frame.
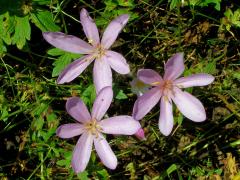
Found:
[56,86,140,173]
[133,53,214,136]
[43,9,130,93]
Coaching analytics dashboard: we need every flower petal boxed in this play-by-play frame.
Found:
[57,55,94,84]
[43,32,94,54]
[172,88,206,122]
[137,69,163,85]
[80,8,100,46]
[134,128,146,140]
[159,97,174,136]
[105,50,130,74]
[94,134,117,170]
[72,133,93,173]
[92,86,113,120]
[100,116,141,135]
[133,87,162,120]
[93,57,112,94]
[174,73,215,88]
[101,14,129,49]
[163,53,185,80]
[66,97,91,123]
[56,123,84,138]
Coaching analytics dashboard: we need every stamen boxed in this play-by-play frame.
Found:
[151,81,161,86]
[84,119,102,137]
[88,38,94,44]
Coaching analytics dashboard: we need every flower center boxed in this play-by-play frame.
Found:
[84,119,102,136]
[160,80,174,96]
[94,44,106,59]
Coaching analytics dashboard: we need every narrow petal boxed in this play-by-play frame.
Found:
[159,97,174,136]
[163,53,185,80]
[133,87,162,120]
[172,88,206,122]
[57,55,94,84]
[66,97,91,123]
[93,57,112,94]
[101,14,130,49]
[174,73,215,88]
[105,51,130,74]
[72,133,93,173]
[43,32,94,54]
[80,8,100,46]
[94,134,117,169]
[100,116,141,135]
[56,123,84,138]
[137,69,163,85]
[92,86,113,120]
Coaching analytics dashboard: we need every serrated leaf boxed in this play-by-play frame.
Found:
[52,54,73,77]
[82,84,96,107]
[12,15,31,49]
[51,51,81,77]
[77,171,89,180]
[97,169,109,179]
[47,48,65,56]
[30,10,60,32]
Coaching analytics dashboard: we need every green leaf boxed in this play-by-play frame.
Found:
[166,164,178,176]
[30,10,60,32]
[47,48,65,56]
[12,15,31,49]
[77,171,89,180]
[52,54,73,77]
[50,50,81,77]
[116,89,128,100]
[202,0,221,11]
[97,169,109,179]
[81,84,96,107]
[169,0,180,10]
[203,60,216,74]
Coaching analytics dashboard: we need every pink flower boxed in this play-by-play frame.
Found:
[133,53,214,136]
[56,87,140,173]
[134,128,146,140]
[43,9,130,93]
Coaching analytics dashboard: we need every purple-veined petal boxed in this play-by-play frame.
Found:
[57,55,94,84]
[93,57,112,94]
[137,69,163,85]
[94,133,117,170]
[72,133,93,173]
[101,14,129,49]
[163,53,185,80]
[133,87,162,120]
[159,97,174,136]
[172,87,206,122]
[80,8,100,46]
[56,123,84,138]
[92,86,113,120]
[105,50,130,74]
[43,32,94,54]
[134,128,146,140]
[66,97,91,123]
[174,73,215,88]
[99,116,141,135]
